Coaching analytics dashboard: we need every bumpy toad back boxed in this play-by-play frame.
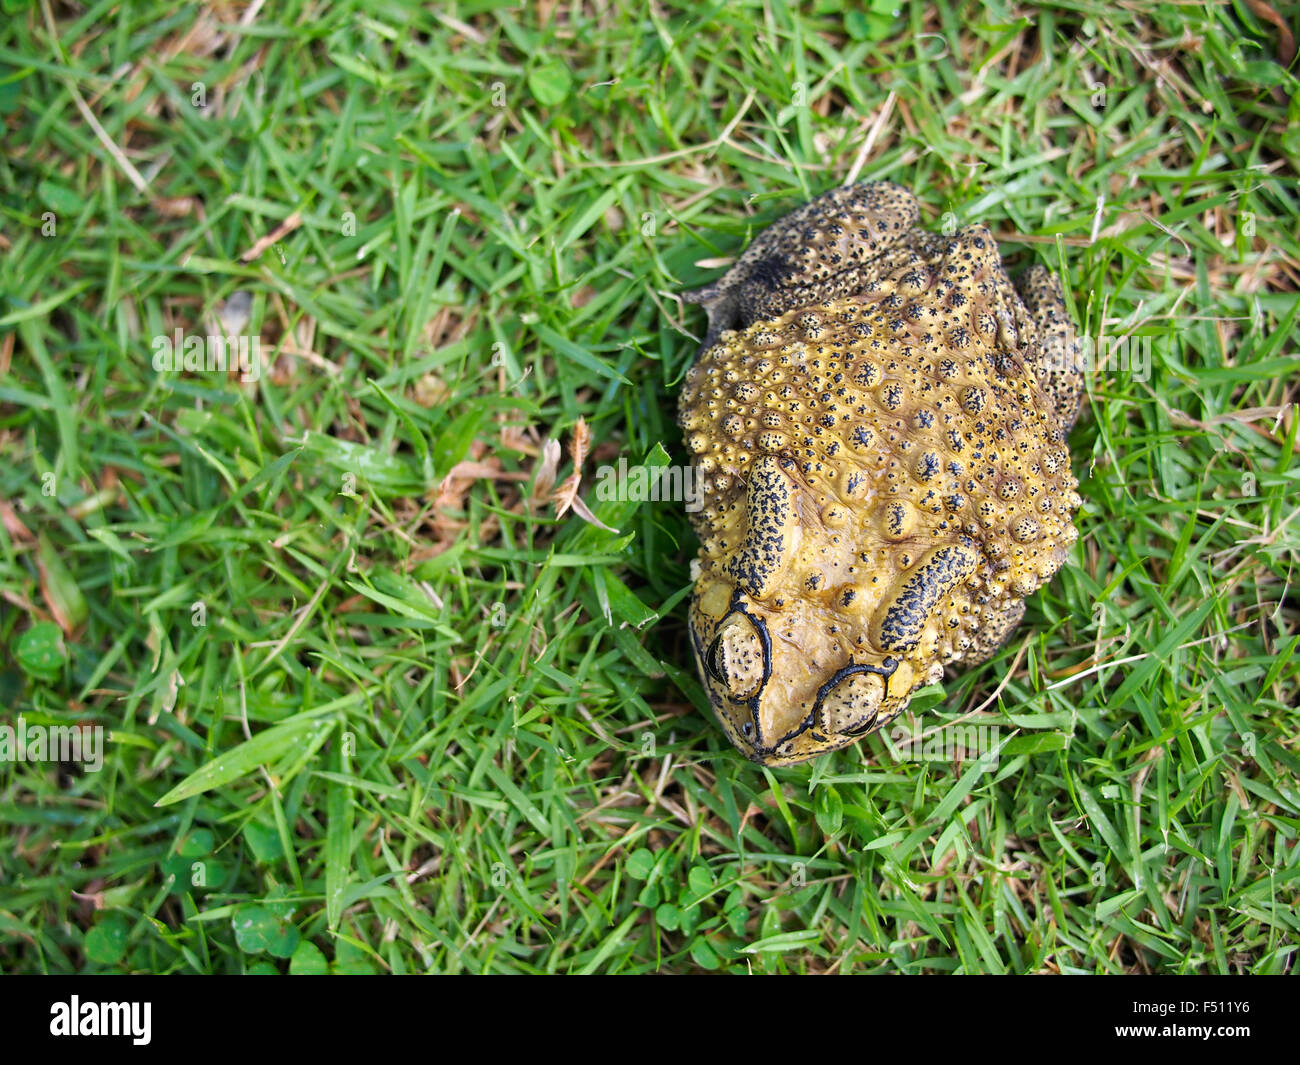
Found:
[680,180,1083,765]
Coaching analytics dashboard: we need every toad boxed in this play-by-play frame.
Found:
[679,180,1083,765]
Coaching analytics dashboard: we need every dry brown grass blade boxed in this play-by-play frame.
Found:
[551,471,582,520]
[1245,0,1296,64]
[239,210,303,262]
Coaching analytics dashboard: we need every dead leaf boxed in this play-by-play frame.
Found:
[414,373,448,408]
[548,417,617,530]
[1245,0,1296,64]
[532,438,562,501]
[0,499,34,542]
[151,196,196,218]
[501,423,542,456]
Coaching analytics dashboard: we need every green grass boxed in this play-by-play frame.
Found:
[1,0,1298,974]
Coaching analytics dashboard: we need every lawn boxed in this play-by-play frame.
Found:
[1,0,1298,974]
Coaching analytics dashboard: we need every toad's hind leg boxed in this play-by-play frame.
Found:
[1016,265,1084,431]
[685,181,921,350]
